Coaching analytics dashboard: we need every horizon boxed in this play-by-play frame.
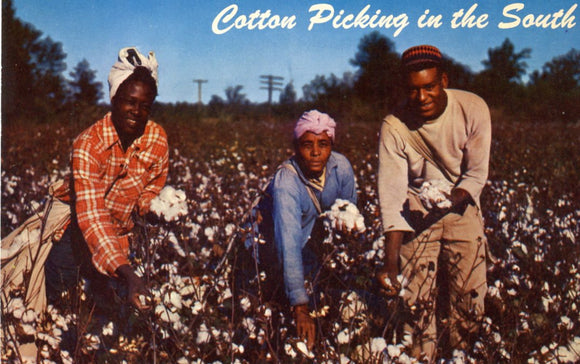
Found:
[10,0,580,104]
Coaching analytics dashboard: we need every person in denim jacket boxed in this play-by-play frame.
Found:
[254,110,357,349]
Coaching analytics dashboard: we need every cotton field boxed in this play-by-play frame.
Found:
[1,117,579,363]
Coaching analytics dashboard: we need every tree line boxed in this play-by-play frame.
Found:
[2,0,579,127]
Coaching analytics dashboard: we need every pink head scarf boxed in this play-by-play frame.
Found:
[293,110,336,142]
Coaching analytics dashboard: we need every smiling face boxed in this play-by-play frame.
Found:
[406,67,448,121]
[111,80,155,149]
[295,131,333,178]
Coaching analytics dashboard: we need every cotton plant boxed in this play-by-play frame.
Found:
[3,122,580,363]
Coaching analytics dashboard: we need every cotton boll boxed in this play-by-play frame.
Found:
[155,304,180,323]
[418,180,452,210]
[370,337,387,354]
[102,321,115,336]
[242,317,257,338]
[340,291,367,322]
[191,301,203,315]
[386,344,401,358]
[150,186,189,221]
[336,328,350,344]
[240,296,252,312]
[284,343,297,358]
[204,226,216,241]
[296,341,314,358]
[322,199,366,233]
[225,223,236,236]
[196,323,211,344]
[8,297,25,319]
[167,232,187,257]
[163,291,183,311]
[83,333,101,352]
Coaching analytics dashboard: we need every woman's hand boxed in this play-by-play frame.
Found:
[293,304,315,349]
[116,264,151,312]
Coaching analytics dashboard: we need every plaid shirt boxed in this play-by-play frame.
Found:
[64,113,169,276]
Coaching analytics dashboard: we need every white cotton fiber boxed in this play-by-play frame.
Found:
[418,180,453,210]
[150,186,189,221]
[322,199,366,233]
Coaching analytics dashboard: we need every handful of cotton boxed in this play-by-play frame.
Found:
[150,186,188,221]
[322,199,366,233]
[418,180,453,210]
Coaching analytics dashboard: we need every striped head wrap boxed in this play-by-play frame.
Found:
[401,45,442,68]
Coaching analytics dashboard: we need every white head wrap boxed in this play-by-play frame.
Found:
[108,47,158,101]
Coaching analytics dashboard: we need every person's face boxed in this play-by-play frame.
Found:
[406,67,448,121]
[111,80,155,145]
[296,131,333,178]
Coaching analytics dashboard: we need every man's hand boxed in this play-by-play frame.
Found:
[116,264,151,312]
[293,304,315,350]
[377,231,405,296]
[376,267,401,297]
[449,188,472,214]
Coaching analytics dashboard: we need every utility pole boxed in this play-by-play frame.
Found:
[260,75,283,105]
[193,79,208,104]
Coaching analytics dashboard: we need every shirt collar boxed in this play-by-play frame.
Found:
[102,112,147,151]
[290,152,338,190]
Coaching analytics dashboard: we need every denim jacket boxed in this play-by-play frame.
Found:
[258,151,357,306]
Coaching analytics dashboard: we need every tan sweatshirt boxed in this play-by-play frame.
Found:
[378,89,492,233]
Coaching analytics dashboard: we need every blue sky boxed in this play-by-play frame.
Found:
[12,0,580,104]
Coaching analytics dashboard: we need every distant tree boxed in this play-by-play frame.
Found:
[209,94,225,106]
[530,48,580,92]
[302,73,353,103]
[68,59,103,106]
[482,38,531,83]
[302,75,329,103]
[2,0,67,123]
[301,72,355,116]
[474,38,531,108]
[441,56,474,91]
[350,31,401,113]
[32,37,67,108]
[2,0,40,120]
[528,49,580,122]
[225,85,249,105]
[279,82,297,104]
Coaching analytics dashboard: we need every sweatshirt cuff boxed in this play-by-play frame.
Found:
[455,180,484,205]
[381,214,415,234]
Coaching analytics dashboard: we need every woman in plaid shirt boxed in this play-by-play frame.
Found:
[45,47,168,313]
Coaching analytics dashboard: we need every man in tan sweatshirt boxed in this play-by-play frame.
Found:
[377,45,491,361]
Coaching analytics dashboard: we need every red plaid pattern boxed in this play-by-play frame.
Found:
[70,113,168,276]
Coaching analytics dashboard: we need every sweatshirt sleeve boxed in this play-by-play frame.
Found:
[377,121,415,233]
[456,96,492,203]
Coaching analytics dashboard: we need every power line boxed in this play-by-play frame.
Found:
[193,79,208,104]
[260,74,284,105]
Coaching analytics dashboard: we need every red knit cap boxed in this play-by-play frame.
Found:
[401,45,442,67]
